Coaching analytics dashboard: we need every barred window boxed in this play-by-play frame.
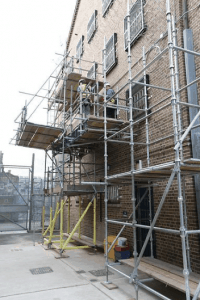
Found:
[65,57,74,76]
[87,63,98,80]
[102,0,113,17]
[87,10,97,43]
[103,33,117,74]
[126,75,149,120]
[124,0,145,50]
[108,186,120,204]
[76,36,84,62]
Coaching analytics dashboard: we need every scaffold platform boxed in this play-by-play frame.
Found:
[17,122,62,150]
[48,184,104,196]
[121,257,200,299]
[107,159,200,184]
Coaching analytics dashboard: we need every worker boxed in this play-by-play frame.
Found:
[77,79,91,118]
[105,83,117,118]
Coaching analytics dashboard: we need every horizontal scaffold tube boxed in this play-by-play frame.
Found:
[107,219,180,235]
[107,161,174,180]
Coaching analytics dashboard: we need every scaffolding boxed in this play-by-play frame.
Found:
[101,1,200,300]
[12,0,200,298]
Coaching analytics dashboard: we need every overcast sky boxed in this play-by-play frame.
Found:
[0,0,76,177]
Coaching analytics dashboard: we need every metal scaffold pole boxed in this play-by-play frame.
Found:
[142,46,153,258]
[127,0,138,297]
[166,0,190,299]
[29,153,35,231]
[103,35,109,284]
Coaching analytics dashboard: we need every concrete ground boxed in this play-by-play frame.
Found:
[0,232,187,300]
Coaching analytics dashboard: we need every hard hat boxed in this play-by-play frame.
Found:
[105,82,111,87]
[79,79,85,84]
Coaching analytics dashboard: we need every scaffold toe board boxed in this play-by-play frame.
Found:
[121,257,200,299]
[17,122,62,150]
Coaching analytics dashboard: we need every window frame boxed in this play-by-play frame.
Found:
[87,63,98,80]
[107,185,120,204]
[124,0,146,51]
[87,10,98,43]
[76,36,84,63]
[126,75,149,120]
[65,57,74,76]
[102,0,114,17]
[103,33,118,75]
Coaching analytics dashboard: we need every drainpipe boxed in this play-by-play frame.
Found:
[182,0,188,29]
[182,0,200,231]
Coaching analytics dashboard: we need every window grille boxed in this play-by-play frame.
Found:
[87,63,98,80]
[76,36,84,62]
[102,0,113,17]
[124,0,145,50]
[126,75,149,120]
[87,10,97,43]
[103,33,117,74]
[108,186,120,203]
[65,57,74,76]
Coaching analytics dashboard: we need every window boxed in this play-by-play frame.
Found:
[103,33,117,74]
[87,63,98,80]
[126,75,149,120]
[0,183,4,189]
[102,0,114,17]
[65,57,74,76]
[87,10,97,43]
[124,0,145,51]
[108,186,120,204]
[76,36,84,62]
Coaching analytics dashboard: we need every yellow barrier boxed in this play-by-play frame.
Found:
[42,195,97,253]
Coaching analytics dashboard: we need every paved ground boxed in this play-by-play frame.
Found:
[0,232,187,300]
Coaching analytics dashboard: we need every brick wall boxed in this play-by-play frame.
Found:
[62,0,200,274]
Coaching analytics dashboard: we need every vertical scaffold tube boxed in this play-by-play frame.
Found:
[60,199,64,248]
[93,197,96,245]
[42,206,45,234]
[79,196,81,239]
[182,177,191,272]
[68,197,71,234]
[142,46,153,258]
[103,36,109,284]
[127,1,138,297]
[172,16,183,161]
[166,1,191,299]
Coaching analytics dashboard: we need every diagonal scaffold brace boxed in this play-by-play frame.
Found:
[60,194,96,252]
[42,199,67,247]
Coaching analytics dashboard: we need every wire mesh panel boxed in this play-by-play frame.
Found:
[87,10,97,43]
[0,172,29,231]
[124,0,145,50]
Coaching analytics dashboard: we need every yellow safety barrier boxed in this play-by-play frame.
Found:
[42,195,97,253]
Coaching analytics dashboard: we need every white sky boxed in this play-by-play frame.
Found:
[0,0,76,177]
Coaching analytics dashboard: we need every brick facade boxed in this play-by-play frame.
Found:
[63,0,200,274]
